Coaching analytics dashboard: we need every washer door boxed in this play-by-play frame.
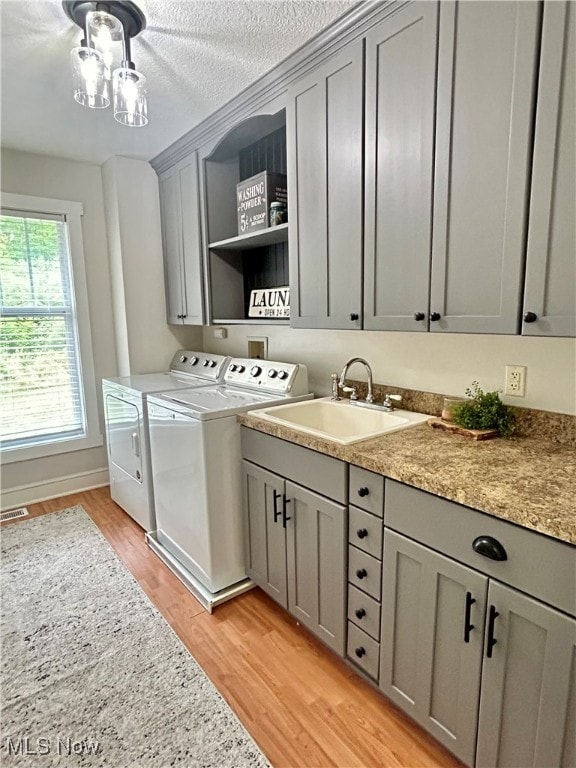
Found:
[105,394,143,482]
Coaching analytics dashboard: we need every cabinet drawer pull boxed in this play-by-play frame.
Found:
[282,495,292,528]
[414,312,425,321]
[350,313,359,321]
[355,646,366,658]
[356,528,368,539]
[355,608,366,620]
[356,568,367,579]
[472,536,507,561]
[272,490,282,524]
[357,487,369,497]
[486,605,499,658]
[429,311,441,321]
[464,591,476,643]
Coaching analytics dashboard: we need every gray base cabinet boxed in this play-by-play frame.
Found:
[158,152,204,325]
[383,479,576,768]
[241,429,348,655]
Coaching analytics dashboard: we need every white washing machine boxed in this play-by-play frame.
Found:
[102,350,229,531]
[146,358,311,611]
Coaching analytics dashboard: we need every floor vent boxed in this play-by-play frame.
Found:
[0,507,29,522]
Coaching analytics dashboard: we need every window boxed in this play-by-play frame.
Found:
[0,193,101,462]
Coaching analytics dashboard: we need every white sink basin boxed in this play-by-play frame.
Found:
[255,397,430,445]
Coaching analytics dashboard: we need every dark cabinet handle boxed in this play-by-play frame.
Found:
[464,591,476,643]
[486,605,499,658]
[350,313,359,321]
[282,495,292,528]
[414,312,425,321]
[177,314,182,319]
[355,608,366,619]
[356,528,368,539]
[523,311,538,323]
[356,568,367,579]
[355,647,366,658]
[272,490,282,524]
[472,536,507,561]
[430,312,441,321]
[357,487,369,497]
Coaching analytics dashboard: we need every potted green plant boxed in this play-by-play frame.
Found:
[452,382,516,438]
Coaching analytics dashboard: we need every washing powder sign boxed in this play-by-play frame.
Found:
[236,172,287,234]
[248,287,290,318]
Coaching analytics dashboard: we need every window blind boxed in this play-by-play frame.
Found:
[0,209,86,449]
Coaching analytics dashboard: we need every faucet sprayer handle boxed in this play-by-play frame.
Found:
[330,373,340,401]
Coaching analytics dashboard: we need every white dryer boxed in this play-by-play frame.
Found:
[146,358,311,611]
[102,350,229,531]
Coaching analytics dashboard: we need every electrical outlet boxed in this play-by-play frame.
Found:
[504,365,526,397]
[213,327,227,339]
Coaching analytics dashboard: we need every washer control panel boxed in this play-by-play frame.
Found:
[169,350,229,380]
[224,358,309,396]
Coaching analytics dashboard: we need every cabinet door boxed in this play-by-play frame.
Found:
[178,153,205,325]
[285,482,347,654]
[363,1,438,332]
[476,580,576,768]
[287,41,363,329]
[158,166,185,324]
[522,1,576,337]
[380,530,488,766]
[241,461,287,608]
[430,1,539,334]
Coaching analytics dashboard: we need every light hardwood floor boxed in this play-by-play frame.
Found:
[2,487,463,768]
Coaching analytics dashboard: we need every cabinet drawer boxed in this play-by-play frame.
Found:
[385,480,576,616]
[349,466,384,516]
[348,584,381,641]
[349,506,383,558]
[347,622,380,680]
[348,546,382,600]
[241,427,347,504]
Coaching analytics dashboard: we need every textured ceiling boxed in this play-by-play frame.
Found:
[1,0,358,165]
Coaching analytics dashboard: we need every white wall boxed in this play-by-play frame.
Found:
[203,325,576,414]
[101,156,202,375]
[1,148,117,499]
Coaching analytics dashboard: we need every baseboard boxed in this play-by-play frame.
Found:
[0,468,110,511]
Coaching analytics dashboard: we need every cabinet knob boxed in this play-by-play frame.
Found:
[414,312,425,321]
[523,311,538,323]
[355,647,366,658]
[356,528,368,539]
[355,608,366,620]
[357,487,369,498]
[356,568,367,579]
[429,312,441,322]
[350,313,359,321]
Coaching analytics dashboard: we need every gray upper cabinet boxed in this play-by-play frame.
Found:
[522,0,576,338]
[430,0,539,334]
[287,40,363,329]
[158,153,204,325]
[476,580,576,768]
[363,1,438,332]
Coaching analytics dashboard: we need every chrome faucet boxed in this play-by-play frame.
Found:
[338,357,374,404]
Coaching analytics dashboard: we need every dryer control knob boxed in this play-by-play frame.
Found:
[189,356,198,366]
[230,364,237,372]
[267,369,278,378]
[209,360,217,368]
[179,355,187,363]
[250,365,262,377]
[277,370,289,380]
[202,360,210,367]
[237,365,246,373]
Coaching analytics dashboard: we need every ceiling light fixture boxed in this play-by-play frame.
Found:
[63,1,148,127]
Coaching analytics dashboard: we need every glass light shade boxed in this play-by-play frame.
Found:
[113,68,148,127]
[86,10,124,47]
[70,47,110,109]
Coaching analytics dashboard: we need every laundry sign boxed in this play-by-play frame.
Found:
[248,287,290,318]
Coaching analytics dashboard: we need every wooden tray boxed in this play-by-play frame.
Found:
[427,417,499,441]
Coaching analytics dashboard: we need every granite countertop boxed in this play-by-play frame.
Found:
[238,412,576,546]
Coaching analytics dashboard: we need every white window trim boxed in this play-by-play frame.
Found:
[0,192,103,464]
